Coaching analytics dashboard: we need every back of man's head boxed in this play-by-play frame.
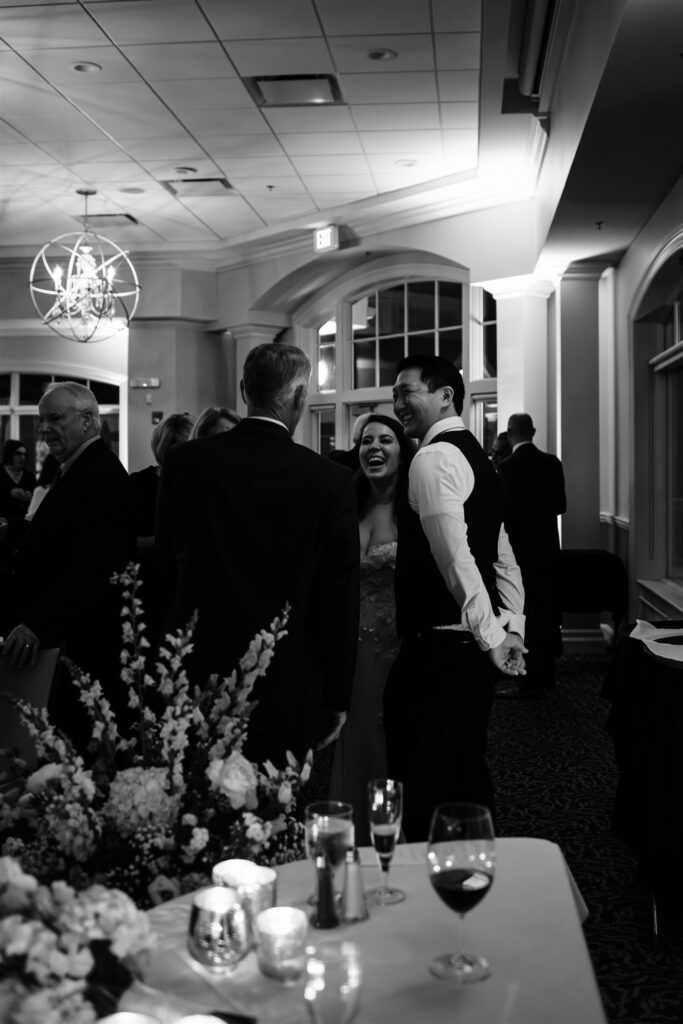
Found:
[507,412,535,443]
[396,354,465,415]
[242,343,311,410]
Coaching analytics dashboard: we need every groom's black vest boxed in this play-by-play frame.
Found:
[395,429,505,638]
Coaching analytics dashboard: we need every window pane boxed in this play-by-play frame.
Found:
[90,381,120,405]
[0,374,10,405]
[439,281,463,327]
[379,336,404,386]
[19,374,52,404]
[438,329,462,370]
[100,414,120,458]
[483,323,497,378]
[408,281,435,332]
[378,285,404,336]
[352,295,376,341]
[317,319,336,392]
[482,398,498,456]
[483,289,496,323]
[353,340,375,389]
[408,334,435,359]
[0,414,10,453]
[312,408,336,457]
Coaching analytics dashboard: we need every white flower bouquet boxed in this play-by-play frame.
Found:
[0,564,312,909]
[0,854,155,1024]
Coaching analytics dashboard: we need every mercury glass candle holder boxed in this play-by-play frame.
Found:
[212,858,277,946]
[187,885,250,972]
[255,906,309,984]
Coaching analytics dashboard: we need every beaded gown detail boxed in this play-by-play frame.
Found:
[330,541,399,845]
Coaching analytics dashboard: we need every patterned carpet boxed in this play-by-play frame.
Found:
[489,654,683,1024]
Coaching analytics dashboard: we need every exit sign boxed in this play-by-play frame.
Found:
[314,225,339,252]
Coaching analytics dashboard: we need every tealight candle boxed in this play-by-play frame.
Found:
[187,885,250,972]
[255,905,309,984]
[212,859,277,945]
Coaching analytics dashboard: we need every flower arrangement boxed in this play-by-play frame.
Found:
[0,854,155,1024]
[0,564,311,909]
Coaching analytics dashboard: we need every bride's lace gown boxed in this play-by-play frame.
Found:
[330,541,399,845]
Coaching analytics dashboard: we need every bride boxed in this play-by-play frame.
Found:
[329,414,414,844]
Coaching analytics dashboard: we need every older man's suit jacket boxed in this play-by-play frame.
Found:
[1,438,135,748]
[498,442,566,575]
[156,418,360,762]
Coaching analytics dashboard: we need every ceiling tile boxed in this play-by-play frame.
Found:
[327,35,434,74]
[138,157,223,178]
[151,78,253,110]
[0,5,109,48]
[60,80,172,117]
[88,108,191,140]
[178,195,266,235]
[435,33,481,70]
[366,153,447,177]
[350,104,441,130]
[122,42,238,81]
[299,174,376,193]
[290,154,371,176]
[316,0,431,36]
[176,108,268,135]
[84,0,214,45]
[223,38,333,77]
[198,135,285,159]
[309,190,376,206]
[440,103,479,129]
[15,113,112,142]
[69,161,151,183]
[214,155,298,178]
[372,170,450,192]
[228,176,308,195]
[278,132,364,156]
[438,70,480,102]
[117,137,207,160]
[262,106,356,133]
[37,138,134,163]
[432,0,481,33]
[0,122,27,144]
[359,130,443,154]
[1,142,61,166]
[0,80,78,117]
[442,129,478,154]
[246,195,319,220]
[17,45,141,83]
[340,71,437,105]
[200,0,321,40]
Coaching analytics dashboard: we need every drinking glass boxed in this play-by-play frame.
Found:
[304,940,362,1024]
[305,801,355,900]
[426,802,496,982]
[366,778,405,905]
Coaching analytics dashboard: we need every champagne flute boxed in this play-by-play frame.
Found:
[305,801,355,901]
[366,778,405,905]
[426,802,495,982]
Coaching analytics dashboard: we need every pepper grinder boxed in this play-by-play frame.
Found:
[341,847,369,923]
[311,853,340,929]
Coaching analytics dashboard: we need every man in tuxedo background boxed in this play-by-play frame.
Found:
[0,381,135,752]
[156,342,360,766]
[497,412,567,696]
[384,355,526,839]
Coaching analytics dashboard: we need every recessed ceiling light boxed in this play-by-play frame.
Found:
[71,61,102,74]
[395,159,418,167]
[174,166,198,175]
[368,48,398,61]
[120,187,145,194]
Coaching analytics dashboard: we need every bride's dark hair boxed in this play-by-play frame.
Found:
[355,414,414,522]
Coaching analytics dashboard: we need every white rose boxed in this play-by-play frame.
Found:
[277,782,293,806]
[25,764,65,794]
[206,753,258,810]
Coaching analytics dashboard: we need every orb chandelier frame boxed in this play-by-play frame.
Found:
[29,188,140,343]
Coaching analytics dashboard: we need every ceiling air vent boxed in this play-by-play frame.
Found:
[75,213,139,228]
[161,178,235,197]
[243,74,344,107]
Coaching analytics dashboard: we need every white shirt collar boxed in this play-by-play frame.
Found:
[512,440,533,453]
[60,434,99,474]
[420,415,465,447]
[248,415,289,431]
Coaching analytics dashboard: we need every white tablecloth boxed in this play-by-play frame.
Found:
[124,837,606,1024]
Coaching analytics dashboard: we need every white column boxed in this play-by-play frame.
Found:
[485,277,555,450]
[229,324,288,416]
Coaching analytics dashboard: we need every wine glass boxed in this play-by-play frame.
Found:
[305,801,355,901]
[366,778,405,905]
[304,940,362,1024]
[426,802,495,982]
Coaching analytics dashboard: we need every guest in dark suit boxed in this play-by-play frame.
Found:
[384,355,526,839]
[497,412,567,696]
[0,382,135,753]
[156,343,360,767]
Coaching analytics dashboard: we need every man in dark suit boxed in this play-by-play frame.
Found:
[0,381,135,751]
[497,412,567,696]
[384,355,526,839]
[156,343,360,767]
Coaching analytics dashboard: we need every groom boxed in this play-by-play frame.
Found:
[156,343,360,767]
[384,355,526,839]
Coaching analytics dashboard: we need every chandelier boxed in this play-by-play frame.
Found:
[29,188,140,343]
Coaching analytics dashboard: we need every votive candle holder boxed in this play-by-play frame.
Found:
[212,858,277,946]
[254,905,309,984]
